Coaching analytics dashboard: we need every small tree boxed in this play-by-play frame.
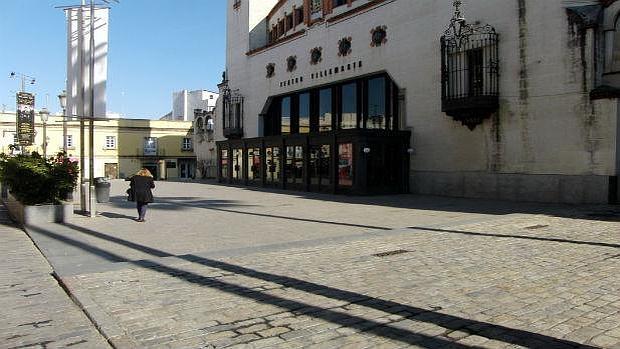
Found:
[0,152,79,205]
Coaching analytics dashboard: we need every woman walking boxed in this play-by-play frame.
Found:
[129,168,155,222]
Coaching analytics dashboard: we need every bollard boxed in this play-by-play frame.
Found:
[89,185,96,217]
[80,182,88,213]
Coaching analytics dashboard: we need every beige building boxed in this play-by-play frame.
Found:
[0,111,195,180]
[209,0,620,204]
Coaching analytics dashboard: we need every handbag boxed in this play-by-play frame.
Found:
[126,188,135,202]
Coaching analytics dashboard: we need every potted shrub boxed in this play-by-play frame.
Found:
[0,152,79,226]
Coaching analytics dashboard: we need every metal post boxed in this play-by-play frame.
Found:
[42,120,47,158]
[88,0,96,217]
[62,108,67,153]
[78,3,86,213]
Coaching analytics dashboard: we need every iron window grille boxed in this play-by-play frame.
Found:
[222,85,244,139]
[440,0,499,130]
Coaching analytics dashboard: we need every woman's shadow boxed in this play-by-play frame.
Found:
[98,212,136,220]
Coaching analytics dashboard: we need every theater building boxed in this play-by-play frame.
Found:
[213,0,620,203]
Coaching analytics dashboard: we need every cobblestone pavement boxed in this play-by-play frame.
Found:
[0,207,110,349]
[22,181,620,348]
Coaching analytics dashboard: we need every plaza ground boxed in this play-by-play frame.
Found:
[2,180,620,348]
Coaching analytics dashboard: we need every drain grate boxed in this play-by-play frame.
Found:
[524,224,549,230]
[373,249,410,257]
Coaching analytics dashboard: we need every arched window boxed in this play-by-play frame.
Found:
[195,117,204,133]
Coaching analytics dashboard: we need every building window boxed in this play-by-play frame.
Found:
[65,134,74,148]
[366,77,386,129]
[340,82,357,129]
[319,88,332,132]
[299,93,310,134]
[105,136,116,149]
[286,13,294,31]
[294,7,304,25]
[233,0,241,10]
[440,3,499,130]
[311,0,322,14]
[144,137,157,156]
[333,0,347,8]
[182,137,192,151]
[281,96,291,135]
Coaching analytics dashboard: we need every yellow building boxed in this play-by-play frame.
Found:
[0,111,195,180]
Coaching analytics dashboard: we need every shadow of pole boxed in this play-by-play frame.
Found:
[30,222,600,349]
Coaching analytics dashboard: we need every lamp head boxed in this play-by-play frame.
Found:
[58,90,67,109]
[39,108,50,122]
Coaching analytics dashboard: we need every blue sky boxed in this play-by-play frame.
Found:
[0,0,226,119]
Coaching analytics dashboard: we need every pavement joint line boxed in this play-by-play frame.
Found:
[42,212,522,277]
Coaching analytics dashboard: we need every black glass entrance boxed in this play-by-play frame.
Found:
[217,73,411,195]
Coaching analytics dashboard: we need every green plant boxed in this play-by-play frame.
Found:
[0,152,79,205]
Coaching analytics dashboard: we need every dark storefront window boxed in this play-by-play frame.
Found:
[266,147,281,184]
[281,97,291,135]
[310,145,331,188]
[338,143,353,187]
[233,149,243,180]
[366,77,386,129]
[341,83,357,129]
[299,93,310,134]
[286,145,304,185]
[248,147,261,182]
[319,88,332,132]
[220,149,229,178]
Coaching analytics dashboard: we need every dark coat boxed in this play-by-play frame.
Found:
[130,175,155,203]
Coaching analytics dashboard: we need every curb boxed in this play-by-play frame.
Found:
[55,273,140,349]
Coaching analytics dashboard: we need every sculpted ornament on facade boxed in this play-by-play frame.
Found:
[338,37,352,56]
[370,26,388,47]
[310,47,322,65]
[286,56,297,72]
[266,63,275,78]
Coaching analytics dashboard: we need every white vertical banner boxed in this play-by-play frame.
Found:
[65,6,109,119]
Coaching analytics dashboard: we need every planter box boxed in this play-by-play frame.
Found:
[3,191,73,226]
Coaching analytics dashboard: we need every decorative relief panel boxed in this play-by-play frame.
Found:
[338,37,352,57]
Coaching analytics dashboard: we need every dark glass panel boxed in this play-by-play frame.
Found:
[338,143,353,187]
[367,77,386,129]
[232,149,243,180]
[281,97,291,134]
[299,93,310,134]
[220,149,228,178]
[310,145,331,188]
[266,147,281,184]
[319,88,332,132]
[286,146,304,185]
[247,147,261,182]
[340,83,357,129]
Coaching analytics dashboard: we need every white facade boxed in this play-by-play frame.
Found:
[212,0,620,203]
[65,6,109,120]
[172,90,219,121]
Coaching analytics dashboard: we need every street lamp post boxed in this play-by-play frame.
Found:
[58,90,67,153]
[39,108,49,158]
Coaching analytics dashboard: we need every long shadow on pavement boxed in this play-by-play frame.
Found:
[408,226,620,249]
[28,222,599,349]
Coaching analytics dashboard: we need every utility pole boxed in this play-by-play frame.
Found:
[88,0,96,217]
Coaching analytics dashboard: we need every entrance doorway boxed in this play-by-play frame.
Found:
[178,160,195,179]
[143,163,158,180]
